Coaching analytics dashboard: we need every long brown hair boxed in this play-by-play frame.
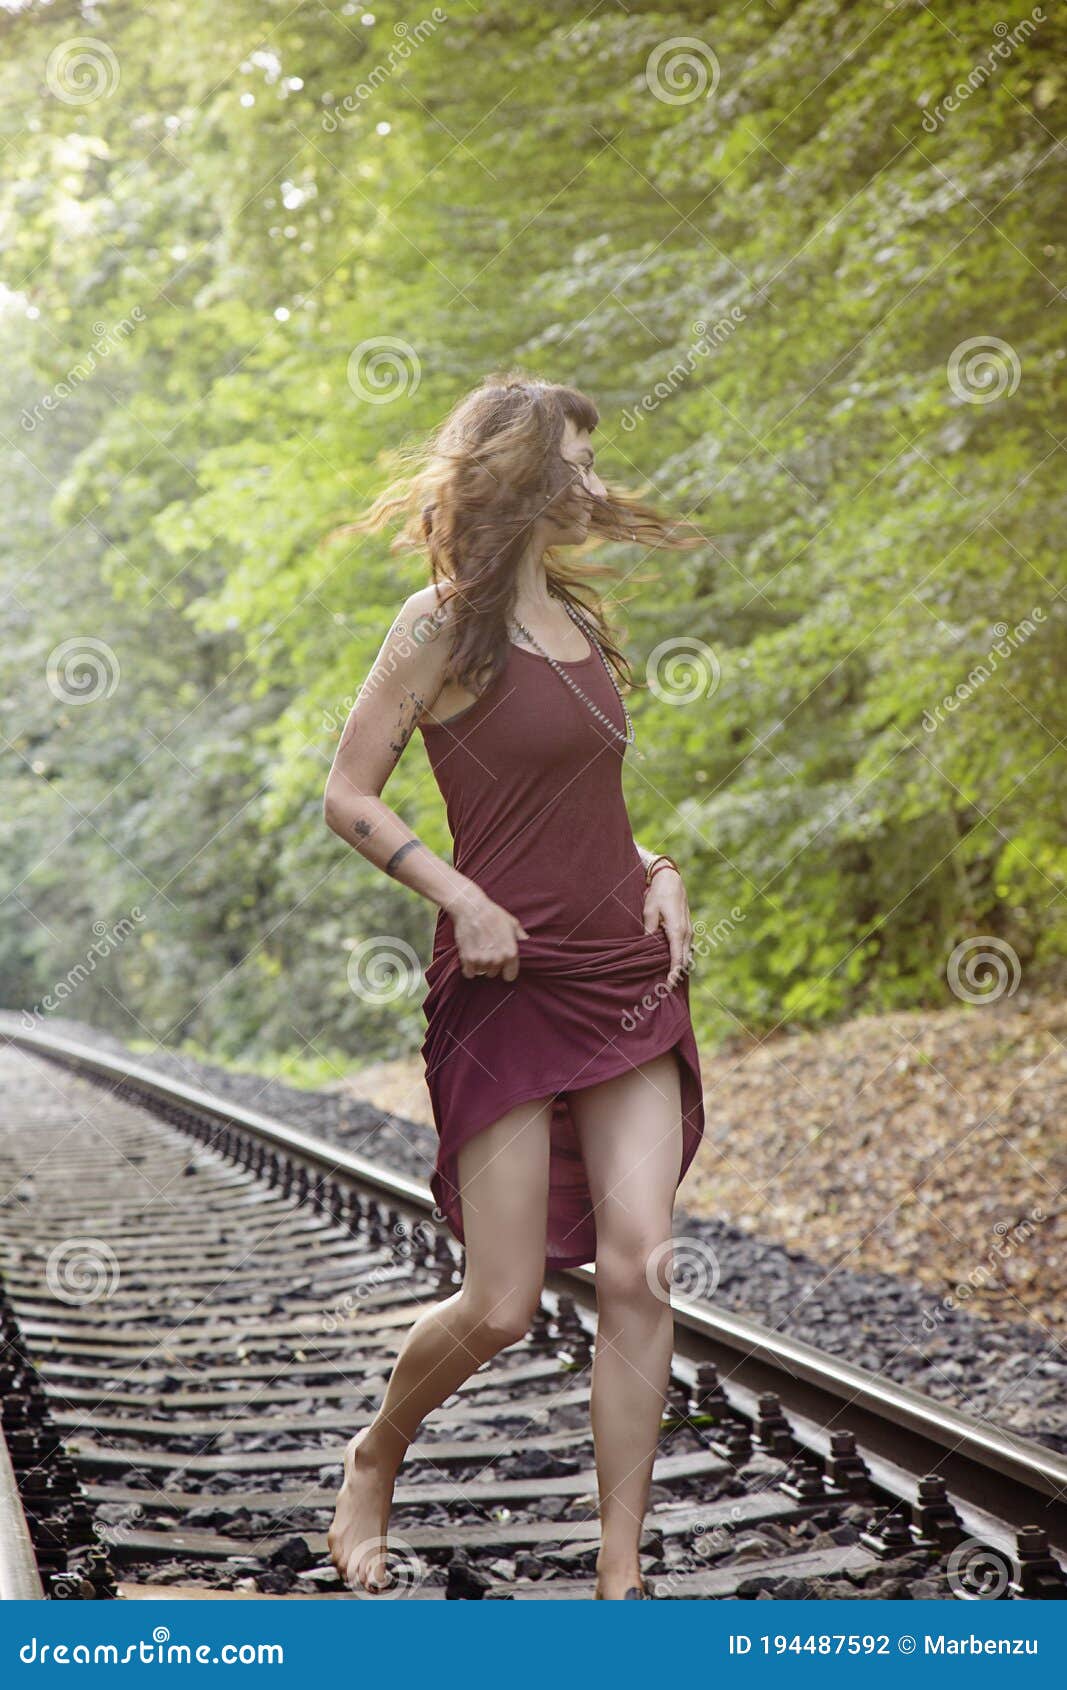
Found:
[329,370,703,697]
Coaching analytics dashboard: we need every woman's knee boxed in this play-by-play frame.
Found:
[595,1227,675,1307]
[459,1285,543,1352]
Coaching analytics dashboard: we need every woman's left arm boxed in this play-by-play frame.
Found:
[634,841,693,989]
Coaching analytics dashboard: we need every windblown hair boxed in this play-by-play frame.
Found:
[329,370,703,698]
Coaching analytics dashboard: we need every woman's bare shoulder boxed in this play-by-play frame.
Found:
[377,583,464,723]
[397,581,463,648]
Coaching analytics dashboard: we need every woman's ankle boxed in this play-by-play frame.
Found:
[357,1416,407,1473]
[595,1549,642,1579]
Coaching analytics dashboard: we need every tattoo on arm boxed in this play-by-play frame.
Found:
[388,690,426,761]
[349,818,373,846]
[385,837,424,877]
[338,677,426,760]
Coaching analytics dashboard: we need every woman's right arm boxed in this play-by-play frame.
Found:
[322,586,529,981]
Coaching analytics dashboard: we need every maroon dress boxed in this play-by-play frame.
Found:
[418,632,705,1270]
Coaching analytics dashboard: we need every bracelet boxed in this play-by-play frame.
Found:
[645,854,680,886]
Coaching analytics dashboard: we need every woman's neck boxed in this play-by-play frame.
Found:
[511,546,555,615]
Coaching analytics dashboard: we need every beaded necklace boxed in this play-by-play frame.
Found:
[508,591,644,760]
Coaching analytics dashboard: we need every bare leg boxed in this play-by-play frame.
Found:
[327,1092,553,1591]
[568,1049,683,1599]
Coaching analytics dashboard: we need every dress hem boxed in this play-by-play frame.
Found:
[428,1007,704,1272]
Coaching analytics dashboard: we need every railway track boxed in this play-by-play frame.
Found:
[1,1022,1065,1602]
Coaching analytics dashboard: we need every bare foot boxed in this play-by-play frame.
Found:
[594,1560,648,1599]
[326,1425,399,1593]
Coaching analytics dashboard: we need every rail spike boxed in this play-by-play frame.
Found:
[1011,1527,1067,1599]
[911,1473,965,1551]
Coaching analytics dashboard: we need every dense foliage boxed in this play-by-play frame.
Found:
[1,0,1064,1067]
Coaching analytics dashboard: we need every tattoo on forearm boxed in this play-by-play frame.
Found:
[349,818,372,846]
[385,837,424,877]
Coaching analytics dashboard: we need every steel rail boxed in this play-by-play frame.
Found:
[0,1420,45,1600]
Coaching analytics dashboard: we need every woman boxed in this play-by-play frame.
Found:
[322,373,706,1600]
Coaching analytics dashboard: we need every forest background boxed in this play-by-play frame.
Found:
[1,0,1064,1083]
